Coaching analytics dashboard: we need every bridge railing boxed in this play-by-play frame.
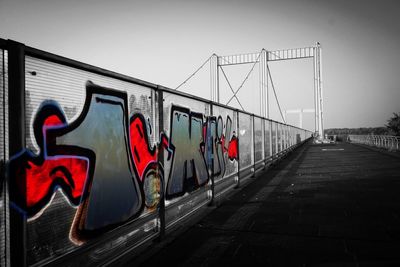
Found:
[348,135,400,151]
[0,39,313,266]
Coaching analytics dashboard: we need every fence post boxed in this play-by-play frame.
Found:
[252,114,255,177]
[263,119,266,168]
[7,40,26,267]
[269,120,273,160]
[235,110,240,188]
[285,125,288,150]
[282,125,285,150]
[275,123,278,156]
[156,88,165,240]
[209,103,215,205]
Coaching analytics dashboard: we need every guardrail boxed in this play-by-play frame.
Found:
[348,135,400,151]
[0,39,313,267]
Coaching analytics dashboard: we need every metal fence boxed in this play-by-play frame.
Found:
[0,39,313,266]
[348,135,400,151]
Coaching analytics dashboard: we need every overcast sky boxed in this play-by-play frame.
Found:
[1,0,399,129]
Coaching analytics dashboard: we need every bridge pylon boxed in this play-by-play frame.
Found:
[210,43,325,139]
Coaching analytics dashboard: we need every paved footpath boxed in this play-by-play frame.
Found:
[131,142,400,266]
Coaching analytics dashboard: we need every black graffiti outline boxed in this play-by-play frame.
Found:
[205,115,225,177]
[129,113,158,181]
[129,112,173,210]
[166,105,209,199]
[8,100,90,217]
[46,81,145,239]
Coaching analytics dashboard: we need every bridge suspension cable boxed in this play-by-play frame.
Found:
[175,54,213,91]
[225,51,261,106]
[174,47,308,127]
[219,66,245,110]
[267,65,286,123]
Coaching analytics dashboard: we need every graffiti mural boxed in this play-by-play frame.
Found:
[166,106,239,199]
[205,116,224,177]
[205,115,239,177]
[166,106,209,199]
[129,113,171,210]
[9,102,89,218]
[11,82,153,244]
[9,81,238,246]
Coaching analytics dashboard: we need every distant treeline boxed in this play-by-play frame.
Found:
[325,127,390,141]
[326,113,400,139]
[325,127,389,136]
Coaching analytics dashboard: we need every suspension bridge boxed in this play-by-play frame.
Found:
[0,39,399,267]
[175,43,324,140]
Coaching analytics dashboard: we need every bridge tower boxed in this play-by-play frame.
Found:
[210,43,325,139]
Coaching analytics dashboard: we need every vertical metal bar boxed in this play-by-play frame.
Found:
[285,125,287,150]
[266,55,269,119]
[275,123,278,155]
[293,127,296,146]
[209,103,215,205]
[290,127,293,147]
[316,43,324,138]
[235,110,240,188]
[252,114,255,177]
[7,40,26,267]
[211,54,219,103]
[263,119,266,166]
[313,46,318,136]
[210,54,219,103]
[280,124,283,152]
[1,47,6,267]
[261,118,265,167]
[281,124,283,150]
[259,52,262,117]
[261,49,268,118]
[210,55,214,102]
[216,56,220,104]
[318,43,324,138]
[269,120,273,158]
[277,123,280,153]
[157,89,165,240]
[280,124,285,151]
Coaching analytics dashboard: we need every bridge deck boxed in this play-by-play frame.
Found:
[133,142,400,266]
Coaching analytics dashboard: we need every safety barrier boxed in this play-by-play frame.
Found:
[348,135,400,151]
[0,39,313,266]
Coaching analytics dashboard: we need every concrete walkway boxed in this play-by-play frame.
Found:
[133,142,400,266]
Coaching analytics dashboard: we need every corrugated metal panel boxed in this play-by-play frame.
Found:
[264,119,270,159]
[212,105,238,179]
[0,48,10,267]
[254,117,263,162]
[0,47,5,267]
[238,112,252,169]
[25,56,156,154]
[24,56,159,266]
[162,92,212,229]
[271,122,277,155]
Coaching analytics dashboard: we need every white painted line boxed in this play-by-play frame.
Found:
[321,148,344,151]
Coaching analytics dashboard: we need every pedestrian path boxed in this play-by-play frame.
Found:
[131,142,400,266]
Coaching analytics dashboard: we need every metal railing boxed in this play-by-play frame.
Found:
[0,38,313,267]
[348,135,400,151]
